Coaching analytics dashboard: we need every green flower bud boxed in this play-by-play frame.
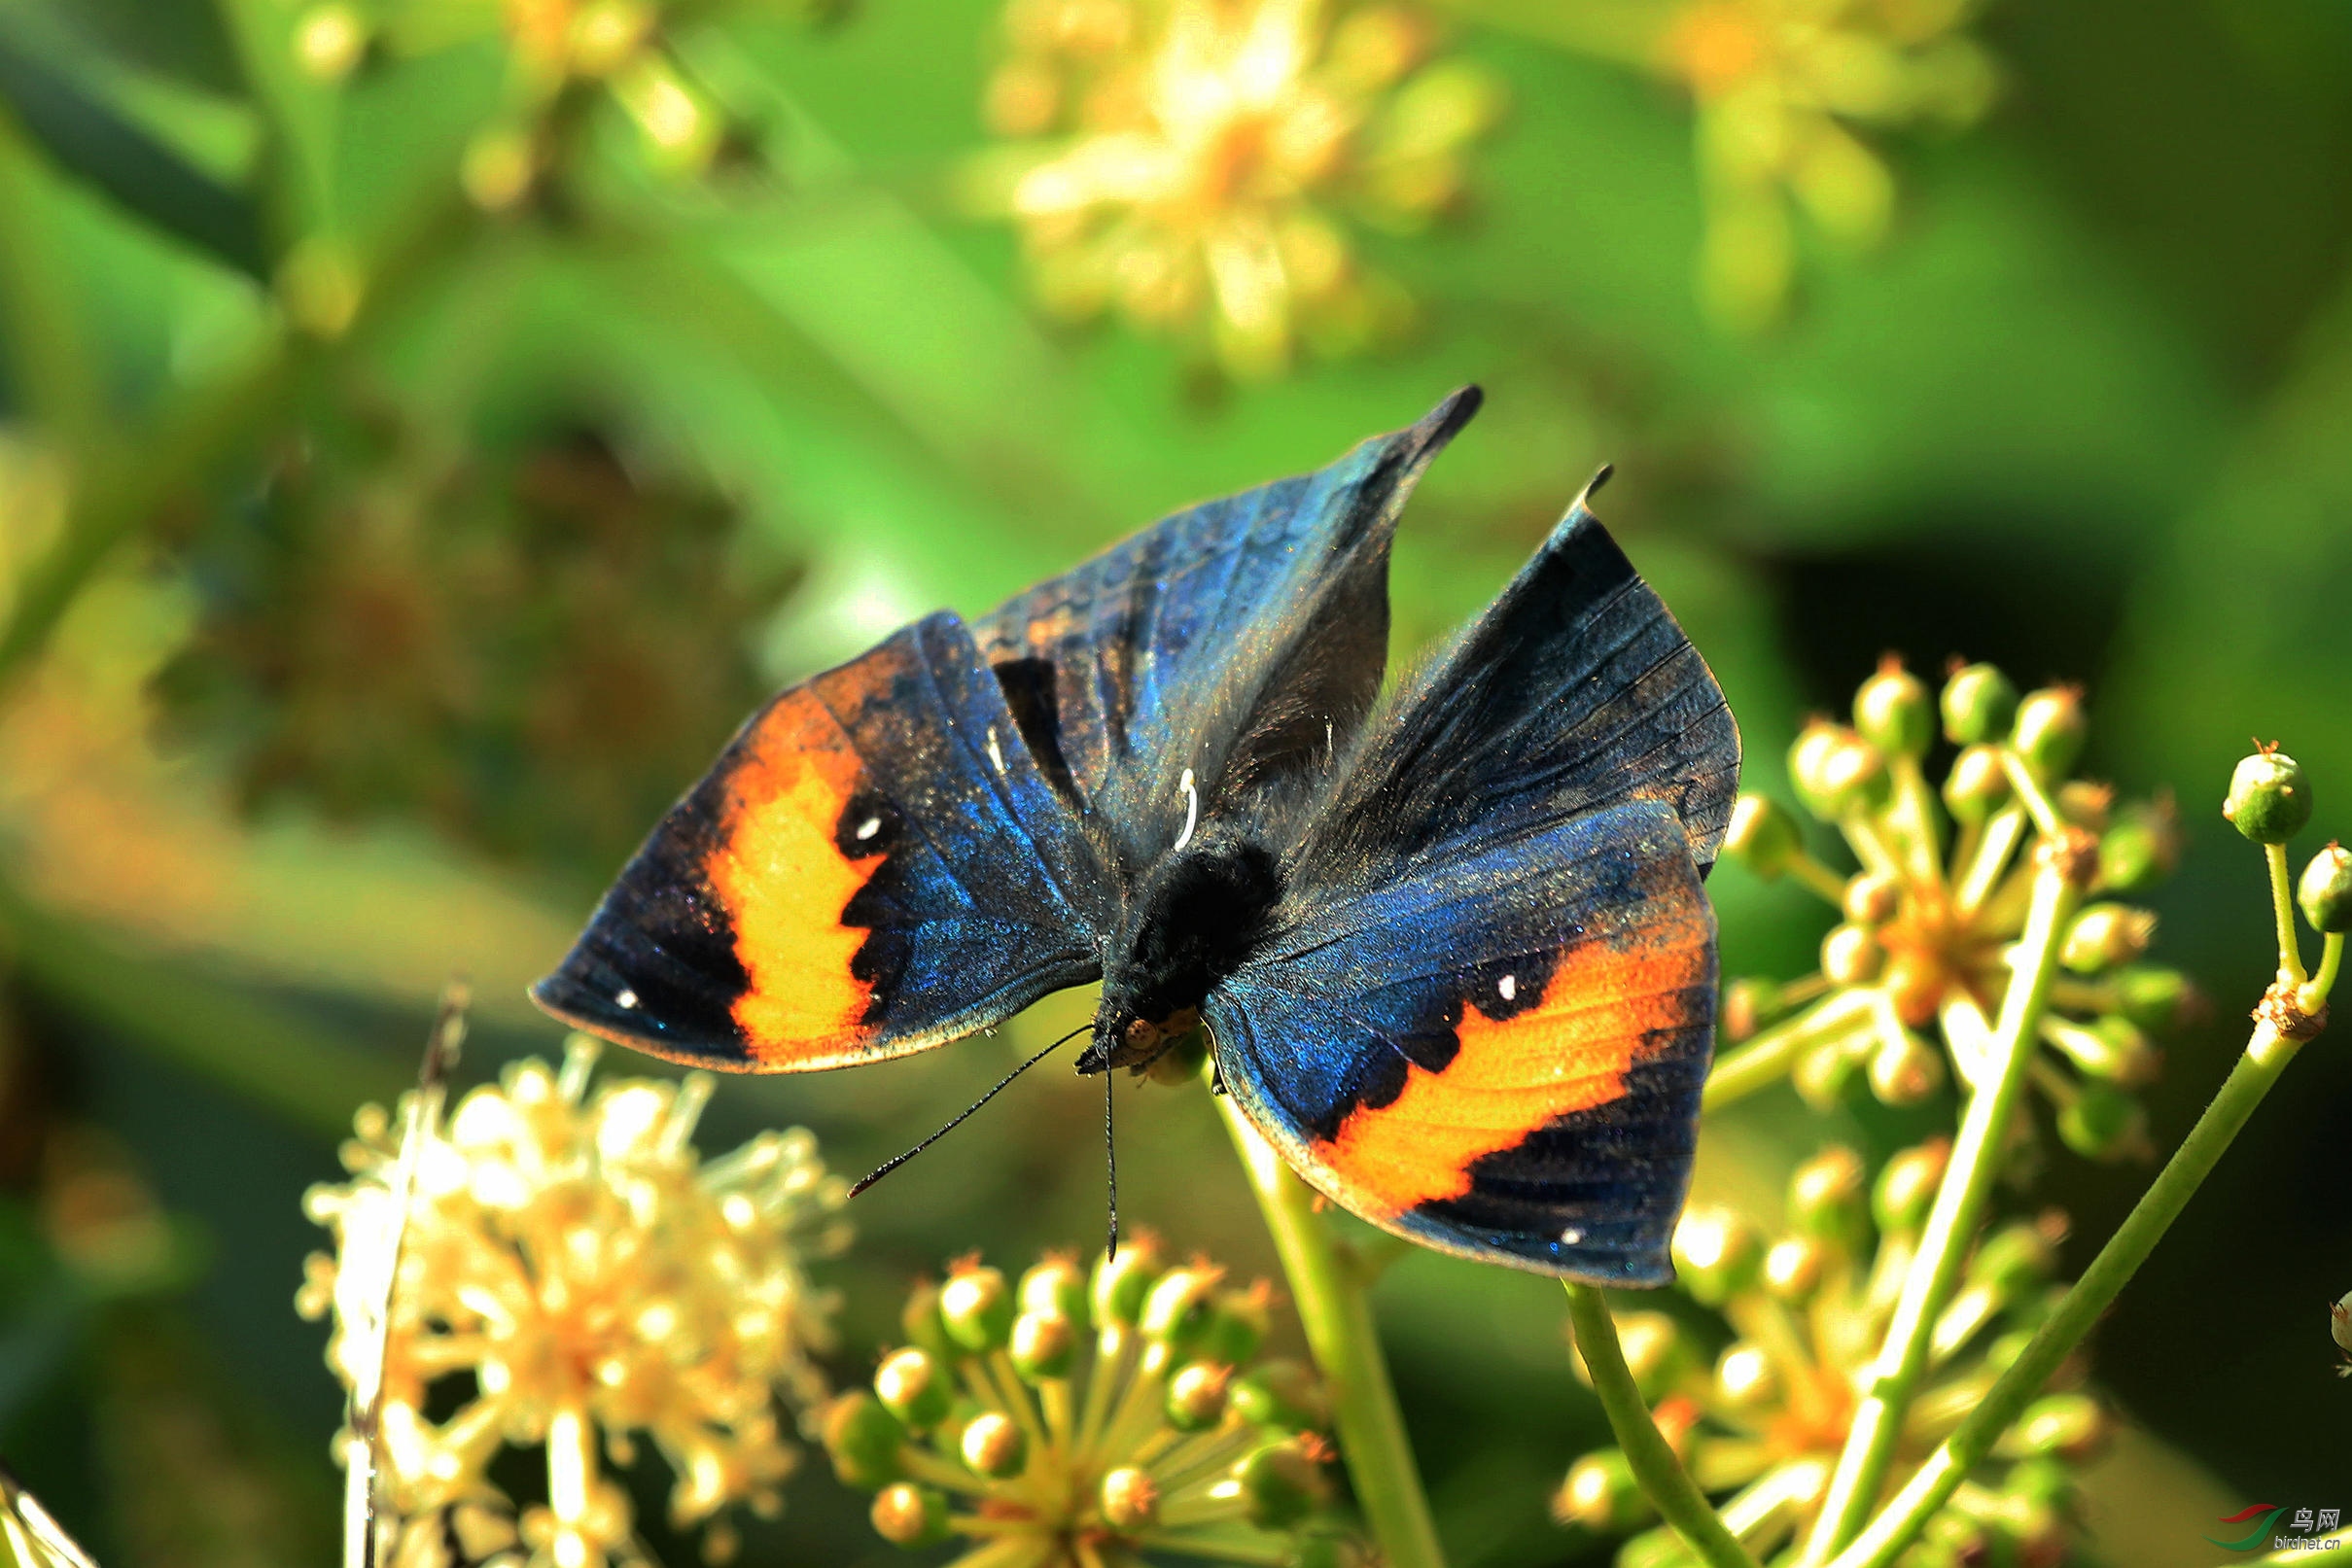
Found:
[1791,1038,1863,1112]
[2331,1290,2352,1356]
[939,1265,1015,1353]
[1236,1442,1326,1530]
[1868,1027,1945,1106]
[2299,842,2352,933]
[1873,1140,1949,1234]
[1843,872,1902,925]
[1942,744,2012,825]
[1941,662,2018,747]
[1966,1220,2058,1298]
[1602,1312,1695,1403]
[1855,656,1933,759]
[1167,1360,1232,1430]
[1792,724,1891,819]
[2010,687,2087,780]
[959,1411,1027,1479]
[2001,1455,2075,1509]
[1141,1266,1221,1352]
[823,1391,907,1490]
[1721,977,1777,1042]
[1670,1206,1762,1306]
[1724,793,1804,879]
[2057,780,2114,831]
[1090,1233,1167,1327]
[1763,1236,1826,1301]
[2059,903,2157,974]
[1712,1342,1777,1411]
[2001,1392,2109,1465]
[1789,1146,1871,1253]
[2047,1016,2159,1087]
[869,1481,950,1548]
[1230,1359,1324,1431]
[1196,1287,1269,1366]
[1099,1465,1160,1531]
[1018,1254,1088,1322]
[2223,748,2312,844]
[2057,1082,2150,1162]
[874,1347,955,1432]
[1821,923,1883,986]
[900,1279,957,1363]
[1008,1308,1076,1381]
[2115,966,2201,1035]
[1554,1449,1650,1531]
[2097,798,2180,892]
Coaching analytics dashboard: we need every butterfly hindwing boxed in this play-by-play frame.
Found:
[533,611,1112,1071]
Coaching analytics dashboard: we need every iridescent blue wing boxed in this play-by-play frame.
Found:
[971,390,1480,873]
[1211,495,1739,1281]
[533,612,1114,1071]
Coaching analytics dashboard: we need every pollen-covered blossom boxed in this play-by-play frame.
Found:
[1713,656,2199,1159]
[976,0,1505,377]
[823,1234,1369,1566]
[298,1036,851,1567]
[1655,0,1996,328]
[1558,1144,2103,1566]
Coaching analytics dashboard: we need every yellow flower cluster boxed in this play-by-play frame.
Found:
[298,1037,851,1567]
[980,0,1504,377]
[1657,0,1995,328]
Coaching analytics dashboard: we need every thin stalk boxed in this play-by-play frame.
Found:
[1215,1098,1446,1568]
[1830,1021,2310,1568]
[2266,844,2308,984]
[1562,1284,1760,1568]
[1788,854,1854,906]
[2304,933,2344,1012]
[1890,758,1948,896]
[1798,863,2081,1565]
[1703,991,1877,1111]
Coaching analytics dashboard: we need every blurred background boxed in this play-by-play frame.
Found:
[0,0,2348,1560]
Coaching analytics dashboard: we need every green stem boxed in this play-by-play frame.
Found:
[2305,933,2344,1011]
[1214,1098,1446,1568]
[2266,844,2308,984]
[1798,862,2081,1565]
[1788,854,1853,906]
[1829,1020,2308,1568]
[1562,1284,1760,1568]
[1703,990,1874,1112]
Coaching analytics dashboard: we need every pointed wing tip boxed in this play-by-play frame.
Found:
[1574,463,1615,513]
[1420,384,1485,445]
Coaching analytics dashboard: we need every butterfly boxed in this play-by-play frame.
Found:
[532,388,1740,1282]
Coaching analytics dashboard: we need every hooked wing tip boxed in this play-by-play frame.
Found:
[1576,463,1616,510]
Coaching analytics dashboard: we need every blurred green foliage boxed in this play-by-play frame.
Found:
[0,0,2348,1560]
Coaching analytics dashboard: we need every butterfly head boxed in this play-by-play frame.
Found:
[1077,835,1281,1075]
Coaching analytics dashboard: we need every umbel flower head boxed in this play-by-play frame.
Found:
[1653,0,1996,329]
[1714,656,2199,1159]
[1559,1144,2103,1566]
[976,0,1505,378]
[824,1234,1367,1566]
[298,1036,852,1567]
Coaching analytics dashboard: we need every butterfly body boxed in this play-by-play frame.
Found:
[534,388,1740,1283]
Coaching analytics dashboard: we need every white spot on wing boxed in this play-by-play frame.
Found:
[1173,767,1200,852]
[1497,973,1517,1002]
[856,817,883,842]
[615,989,639,1010]
[986,725,1005,773]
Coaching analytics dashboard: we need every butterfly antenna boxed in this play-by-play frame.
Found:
[1104,1068,1119,1261]
[849,1024,1088,1198]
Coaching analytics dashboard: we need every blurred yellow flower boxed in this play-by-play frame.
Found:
[1657,0,1995,329]
[298,1037,852,1567]
[978,0,1505,377]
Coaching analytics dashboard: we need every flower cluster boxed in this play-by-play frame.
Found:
[1560,1144,2102,1566]
[975,0,1505,378]
[1652,0,1997,329]
[823,1234,1365,1565]
[298,1036,851,1567]
[1715,656,2199,1161]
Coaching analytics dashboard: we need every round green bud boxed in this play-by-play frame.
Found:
[1230,1359,1324,1431]
[1603,1312,1695,1403]
[1724,794,1804,879]
[1873,1141,1949,1235]
[2059,903,2157,974]
[1942,743,2012,825]
[823,1391,907,1490]
[2048,1016,2159,1087]
[1008,1309,1076,1382]
[1018,1254,1088,1323]
[1855,657,1934,759]
[1670,1206,1762,1306]
[939,1266,1015,1353]
[873,1347,955,1432]
[2331,1290,2352,1355]
[959,1411,1027,1479]
[1712,1342,1777,1411]
[1167,1360,1232,1431]
[1099,1466,1161,1531]
[1790,1038,1863,1113]
[2115,966,2201,1035]
[2057,1083,2150,1163]
[2223,748,2312,844]
[1789,1146,1871,1252]
[2002,1455,2074,1509]
[1554,1449,1648,1531]
[1763,1236,1826,1301]
[1821,923,1883,986]
[869,1481,950,1548]
[1868,1027,1945,1107]
[1195,1289,1269,1366]
[2096,800,2180,893]
[1806,728,1893,819]
[2006,1392,2109,1465]
[1843,872,1902,925]
[1090,1234,1167,1328]
[1236,1442,1326,1530]
[2056,780,2114,832]
[1141,1267,1220,1352]
[899,1279,957,1363]
[2299,842,2352,933]
[1967,1220,2058,1298]
[2010,687,2088,780]
[1721,977,1777,1043]
[1941,662,2018,747]
[1789,722,1845,819]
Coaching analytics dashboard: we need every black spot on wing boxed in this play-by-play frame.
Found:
[991,656,1081,807]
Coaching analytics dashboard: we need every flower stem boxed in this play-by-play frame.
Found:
[1562,1284,1760,1568]
[1828,1018,2309,1568]
[1215,1098,1447,1568]
[2266,843,2308,984]
[2302,933,2343,1012]
[1798,859,2082,1565]
[1703,991,1875,1111]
